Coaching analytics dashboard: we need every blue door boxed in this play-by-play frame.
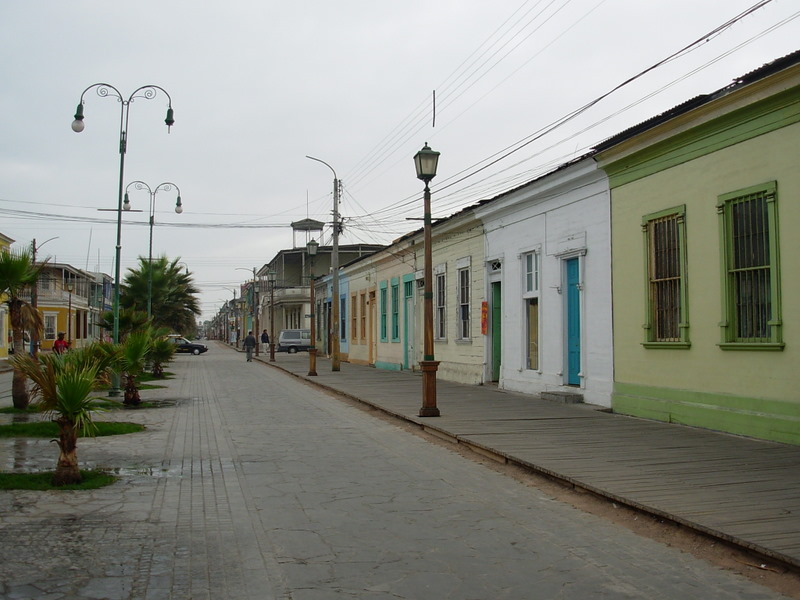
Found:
[565,258,581,385]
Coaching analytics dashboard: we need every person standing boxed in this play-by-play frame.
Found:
[53,332,69,354]
[260,329,269,354]
[243,331,257,362]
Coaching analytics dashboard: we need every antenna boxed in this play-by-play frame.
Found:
[432,90,436,128]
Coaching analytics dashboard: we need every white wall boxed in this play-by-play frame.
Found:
[476,158,613,407]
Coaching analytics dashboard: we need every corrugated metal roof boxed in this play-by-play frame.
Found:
[594,49,800,151]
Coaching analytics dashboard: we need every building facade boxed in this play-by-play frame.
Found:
[474,157,613,406]
[596,52,800,444]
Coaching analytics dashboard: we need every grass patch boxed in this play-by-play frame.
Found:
[140,371,175,383]
[0,421,144,438]
[0,406,38,414]
[0,470,117,490]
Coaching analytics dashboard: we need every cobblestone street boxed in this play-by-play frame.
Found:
[0,346,795,599]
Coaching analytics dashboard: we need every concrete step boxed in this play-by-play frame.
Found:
[541,390,584,404]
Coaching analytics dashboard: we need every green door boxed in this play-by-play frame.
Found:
[491,282,502,382]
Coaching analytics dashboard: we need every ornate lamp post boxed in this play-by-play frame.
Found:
[306,155,341,371]
[124,181,183,318]
[306,238,319,376]
[71,83,174,396]
[268,270,277,362]
[414,143,441,417]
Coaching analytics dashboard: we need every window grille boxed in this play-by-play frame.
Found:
[718,182,782,349]
[642,206,689,348]
[730,193,770,340]
[649,215,681,341]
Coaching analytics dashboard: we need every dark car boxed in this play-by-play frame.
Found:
[168,336,208,355]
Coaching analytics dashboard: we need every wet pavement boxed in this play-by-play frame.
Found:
[0,346,798,599]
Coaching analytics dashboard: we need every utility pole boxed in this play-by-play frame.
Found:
[331,177,341,371]
[306,155,342,372]
[30,239,38,357]
[29,236,58,357]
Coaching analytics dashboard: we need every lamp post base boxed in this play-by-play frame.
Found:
[418,360,440,417]
[108,373,122,398]
[269,343,276,362]
[308,347,318,376]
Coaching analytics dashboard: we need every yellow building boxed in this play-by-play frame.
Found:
[596,52,800,444]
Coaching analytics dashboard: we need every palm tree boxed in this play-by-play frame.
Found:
[11,345,114,485]
[0,247,45,409]
[119,330,152,406]
[146,326,176,378]
[121,256,200,335]
[98,307,150,341]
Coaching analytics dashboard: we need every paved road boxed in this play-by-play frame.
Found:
[0,348,793,599]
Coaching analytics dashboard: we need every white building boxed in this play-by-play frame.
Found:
[474,156,613,406]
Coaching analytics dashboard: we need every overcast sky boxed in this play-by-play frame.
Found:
[1,0,797,321]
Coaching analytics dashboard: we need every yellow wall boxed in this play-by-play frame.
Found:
[611,121,800,401]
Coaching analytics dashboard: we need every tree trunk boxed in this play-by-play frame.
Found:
[52,418,81,486]
[10,324,29,409]
[123,374,141,406]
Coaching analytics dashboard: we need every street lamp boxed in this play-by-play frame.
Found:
[414,142,441,417]
[72,83,174,397]
[306,239,319,376]
[306,155,341,372]
[124,181,183,319]
[267,270,277,362]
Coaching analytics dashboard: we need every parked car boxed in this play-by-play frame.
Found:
[167,336,208,355]
[277,329,312,353]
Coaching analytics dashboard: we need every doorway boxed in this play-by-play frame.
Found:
[565,258,581,385]
[491,281,502,382]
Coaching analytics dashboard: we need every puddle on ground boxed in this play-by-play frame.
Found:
[102,466,183,478]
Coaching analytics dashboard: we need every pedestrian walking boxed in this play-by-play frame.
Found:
[243,331,257,362]
[260,329,270,354]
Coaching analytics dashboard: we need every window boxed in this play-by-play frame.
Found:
[642,207,689,347]
[718,182,783,349]
[457,267,470,339]
[351,294,358,341]
[360,293,367,340]
[522,251,540,369]
[391,280,400,342]
[380,283,388,342]
[527,299,539,370]
[340,297,347,341]
[435,272,446,340]
[44,313,57,340]
[524,251,539,293]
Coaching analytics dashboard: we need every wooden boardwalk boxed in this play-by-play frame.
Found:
[264,351,800,568]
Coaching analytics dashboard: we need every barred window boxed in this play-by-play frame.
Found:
[719,182,782,348]
[642,207,689,347]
